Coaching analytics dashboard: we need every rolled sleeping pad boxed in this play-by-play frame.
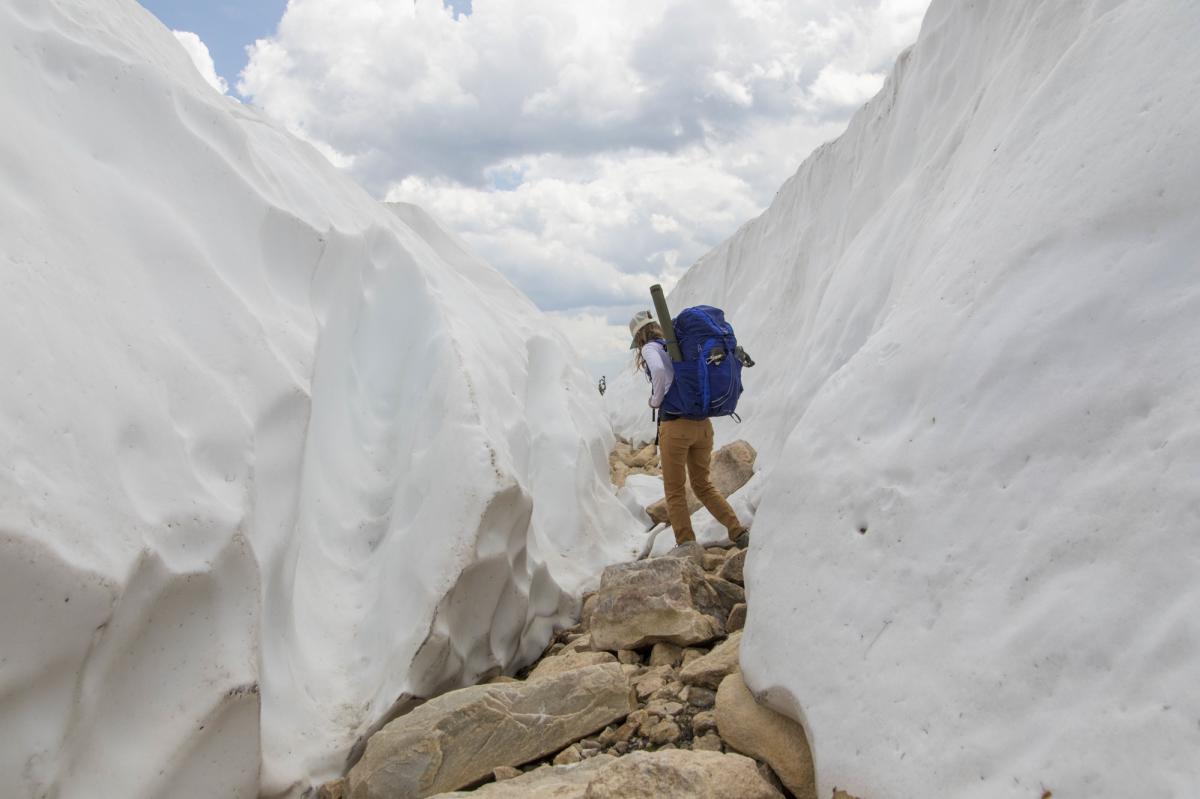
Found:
[649,284,683,362]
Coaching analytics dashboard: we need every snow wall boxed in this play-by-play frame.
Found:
[0,1,642,796]
[611,0,1200,796]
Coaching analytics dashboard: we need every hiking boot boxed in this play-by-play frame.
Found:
[665,541,705,565]
[732,529,751,549]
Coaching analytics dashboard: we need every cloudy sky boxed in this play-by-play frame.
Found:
[143,0,930,379]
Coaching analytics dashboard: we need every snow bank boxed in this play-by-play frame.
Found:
[0,1,640,796]
[613,0,1200,796]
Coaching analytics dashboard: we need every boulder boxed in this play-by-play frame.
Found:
[680,631,742,689]
[715,673,816,799]
[646,441,757,524]
[718,549,746,585]
[589,558,725,651]
[528,651,617,681]
[347,664,634,799]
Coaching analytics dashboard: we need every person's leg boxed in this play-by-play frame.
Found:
[659,420,696,544]
[686,419,744,537]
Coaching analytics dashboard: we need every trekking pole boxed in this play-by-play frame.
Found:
[649,284,683,362]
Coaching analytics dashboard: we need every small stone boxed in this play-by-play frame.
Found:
[617,649,641,665]
[681,648,706,666]
[702,552,727,572]
[650,680,683,702]
[647,719,682,745]
[598,726,618,747]
[645,699,685,718]
[726,603,747,633]
[680,631,742,689]
[614,721,638,743]
[683,686,717,709]
[718,549,746,585]
[613,742,630,755]
[632,667,674,701]
[553,744,583,766]
[629,444,657,468]
[636,711,661,735]
[649,642,684,668]
[692,732,723,752]
[692,711,718,736]
[561,633,594,654]
[492,766,522,782]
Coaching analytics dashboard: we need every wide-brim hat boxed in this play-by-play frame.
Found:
[628,310,656,349]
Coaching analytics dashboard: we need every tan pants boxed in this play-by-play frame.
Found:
[659,418,743,544]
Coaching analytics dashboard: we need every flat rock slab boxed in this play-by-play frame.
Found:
[647,440,757,524]
[716,672,816,799]
[430,749,782,798]
[589,558,726,651]
[680,631,742,689]
[348,664,634,799]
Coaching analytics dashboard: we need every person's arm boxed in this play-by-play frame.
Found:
[642,342,673,408]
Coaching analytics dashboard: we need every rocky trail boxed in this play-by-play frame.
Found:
[314,442,852,799]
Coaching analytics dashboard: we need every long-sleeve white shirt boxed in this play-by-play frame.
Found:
[641,340,674,408]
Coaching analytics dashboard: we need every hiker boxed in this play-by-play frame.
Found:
[629,310,748,546]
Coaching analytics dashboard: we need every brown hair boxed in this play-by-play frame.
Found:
[631,322,663,374]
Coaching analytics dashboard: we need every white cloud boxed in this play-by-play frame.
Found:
[172,30,229,95]
[240,0,931,375]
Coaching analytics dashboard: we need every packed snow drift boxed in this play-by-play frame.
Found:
[613,0,1200,796]
[0,1,641,796]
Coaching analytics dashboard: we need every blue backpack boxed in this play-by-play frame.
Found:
[658,306,746,419]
